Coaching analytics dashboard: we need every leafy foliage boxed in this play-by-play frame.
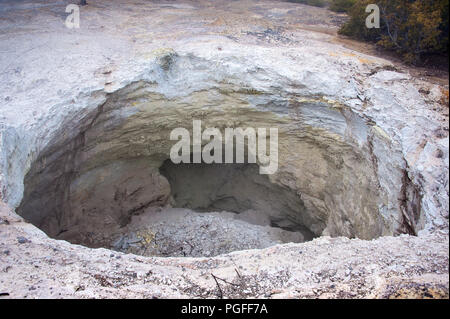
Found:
[339,0,449,64]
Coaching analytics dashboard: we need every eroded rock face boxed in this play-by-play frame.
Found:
[0,0,448,298]
[15,70,424,249]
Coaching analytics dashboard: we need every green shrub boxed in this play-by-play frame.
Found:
[339,0,449,64]
[329,0,356,13]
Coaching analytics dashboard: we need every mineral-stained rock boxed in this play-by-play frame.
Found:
[0,0,448,298]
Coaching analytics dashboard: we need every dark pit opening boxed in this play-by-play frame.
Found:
[159,159,316,241]
[105,158,317,257]
[17,151,317,258]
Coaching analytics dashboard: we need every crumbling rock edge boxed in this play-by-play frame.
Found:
[0,201,448,298]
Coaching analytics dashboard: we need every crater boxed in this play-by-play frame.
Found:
[15,80,424,257]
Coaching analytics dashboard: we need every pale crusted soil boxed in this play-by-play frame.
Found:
[0,202,448,299]
[108,208,305,258]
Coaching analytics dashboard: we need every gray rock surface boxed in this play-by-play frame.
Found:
[110,208,305,258]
